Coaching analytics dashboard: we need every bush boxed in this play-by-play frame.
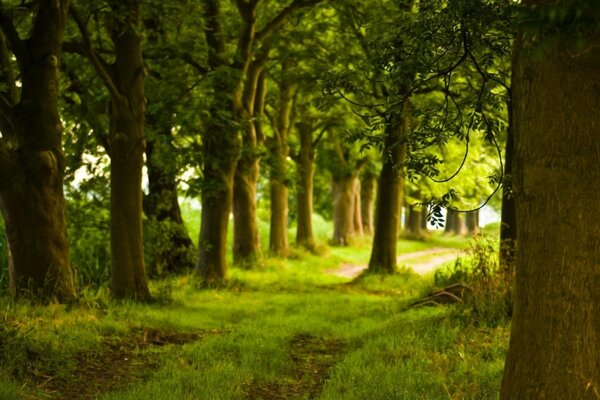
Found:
[435,234,513,326]
[67,193,111,289]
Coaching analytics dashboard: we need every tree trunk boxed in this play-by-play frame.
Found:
[465,210,479,235]
[295,122,316,250]
[451,213,465,236]
[196,127,238,285]
[368,116,408,273]
[360,173,376,235]
[268,71,292,257]
[405,204,421,236]
[233,57,268,264]
[352,178,363,236]
[144,137,194,276]
[233,147,261,262]
[500,20,600,398]
[420,206,429,231]
[332,176,355,246]
[445,209,457,234]
[0,0,76,301]
[270,176,288,256]
[106,1,151,300]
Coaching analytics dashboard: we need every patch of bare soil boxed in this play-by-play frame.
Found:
[32,327,223,400]
[328,248,462,279]
[245,334,344,399]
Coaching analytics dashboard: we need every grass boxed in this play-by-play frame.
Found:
[0,233,508,400]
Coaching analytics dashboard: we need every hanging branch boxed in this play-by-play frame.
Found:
[69,4,122,103]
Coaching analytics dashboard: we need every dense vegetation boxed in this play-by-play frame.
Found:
[0,0,598,398]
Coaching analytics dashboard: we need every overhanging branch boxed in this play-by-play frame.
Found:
[69,5,122,103]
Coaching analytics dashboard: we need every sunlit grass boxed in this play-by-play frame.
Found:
[0,231,507,400]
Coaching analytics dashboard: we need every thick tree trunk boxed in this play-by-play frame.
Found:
[465,210,479,235]
[452,213,465,236]
[108,1,150,300]
[360,173,376,235]
[233,59,266,264]
[445,209,457,234]
[332,176,355,246]
[0,0,76,301]
[368,117,408,273]
[144,138,194,276]
[295,123,316,250]
[233,149,261,262]
[196,127,238,285]
[500,22,600,398]
[499,96,516,270]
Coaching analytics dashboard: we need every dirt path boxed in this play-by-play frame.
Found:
[329,247,462,279]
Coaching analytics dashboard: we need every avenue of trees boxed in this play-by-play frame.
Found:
[0,0,598,397]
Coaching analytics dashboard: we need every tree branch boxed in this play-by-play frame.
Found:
[0,4,26,62]
[203,0,226,68]
[69,5,122,102]
[255,0,324,42]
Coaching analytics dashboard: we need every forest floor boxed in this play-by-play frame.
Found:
[0,234,509,400]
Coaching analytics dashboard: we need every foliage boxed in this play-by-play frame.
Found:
[435,234,513,327]
[66,188,111,289]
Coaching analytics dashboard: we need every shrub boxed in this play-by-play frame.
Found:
[435,234,513,326]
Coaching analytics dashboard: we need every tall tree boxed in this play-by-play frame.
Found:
[292,113,327,250]
[501,2,600,397]
[367,114,408,273]
[0,0,76,301]
[266,61,294,256]
[70,0,151,300]
[197,0,325,283]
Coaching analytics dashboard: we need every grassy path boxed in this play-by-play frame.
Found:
[0,236,508,400]
[329,247,463,279]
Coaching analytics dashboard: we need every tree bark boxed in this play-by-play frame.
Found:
[500,15,600,398]
[404,204,421,237]
[465,210,479,235]
[420,206,429,231]
[108,1,151,300]
[294,121,317,250]
[445,209,457,234]
[0,0,76,301]
[352,178,363,236]
[233,146,261,262]
[233,60,265,264]
[197,139,237,284]
[360,172,376,235]
[332,175,356,246]
[368,116,408,274]
[268,70,293,257]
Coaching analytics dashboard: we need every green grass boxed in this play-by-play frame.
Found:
[0,234,508,400]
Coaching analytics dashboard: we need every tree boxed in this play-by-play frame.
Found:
[0,0,76,301]
[266,61,294,257]
[70,0,151,300]
[501,2,600,397]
